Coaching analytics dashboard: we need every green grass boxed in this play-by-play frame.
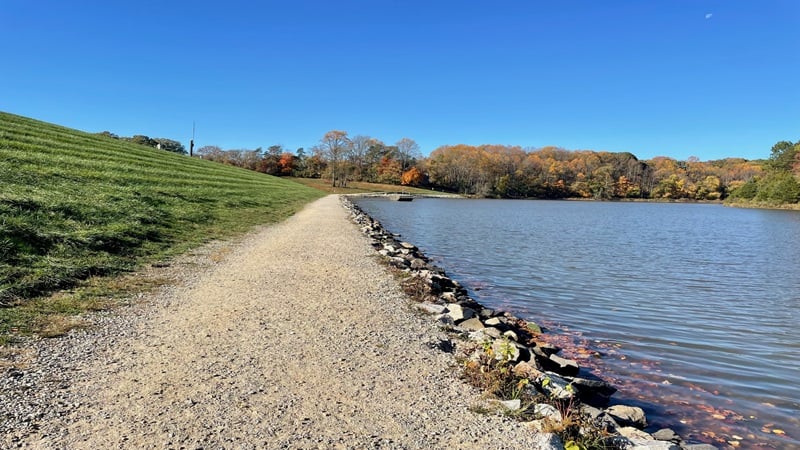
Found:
[286,177,450,195]
[0,111,324,339]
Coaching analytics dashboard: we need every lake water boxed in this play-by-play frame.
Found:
[354,198,800,449]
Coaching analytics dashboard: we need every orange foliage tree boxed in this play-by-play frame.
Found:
[401,167,424,186]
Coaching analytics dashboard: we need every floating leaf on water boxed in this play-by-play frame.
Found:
[712,413,726,420]
[772,429,786,435]
[728,440,740,447]
[732,435,744,440]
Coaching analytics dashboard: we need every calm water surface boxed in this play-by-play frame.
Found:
[355,198,800,449]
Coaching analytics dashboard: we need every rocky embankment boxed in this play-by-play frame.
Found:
[342,196,718,450]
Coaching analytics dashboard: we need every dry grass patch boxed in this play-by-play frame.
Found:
[37,314,87,339]
[0,345,35,370]
[209,247,233,263]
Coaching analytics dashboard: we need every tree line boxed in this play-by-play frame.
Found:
[96,131,186,154]
[423,144,765,201]
[171,129,799,204]
[727,140,800,204]
[195,131,423,187]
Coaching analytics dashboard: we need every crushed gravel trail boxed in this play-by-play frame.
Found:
[2,195,555,449]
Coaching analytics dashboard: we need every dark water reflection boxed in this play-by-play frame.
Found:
[355,198,800,449]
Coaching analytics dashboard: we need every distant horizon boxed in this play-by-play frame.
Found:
[2,2,797,162]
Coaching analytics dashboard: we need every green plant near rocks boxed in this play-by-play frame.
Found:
[462,341,532,403]
[496,337,517,362]
[459,340,620,450]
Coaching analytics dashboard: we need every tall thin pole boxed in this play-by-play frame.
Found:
[190,121,195,157]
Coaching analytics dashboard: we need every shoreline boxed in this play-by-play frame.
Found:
[352,190,800,211]
[342,195,720,450]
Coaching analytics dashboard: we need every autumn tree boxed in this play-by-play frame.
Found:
[396,137,421,175]
[304,146,327,178]
[278,152,296,175]
[401,167,424,186]
[350,136,382,181]
[427,145,488,195]
[254,145,283,174]
[320,130,351,187]
[376,156,402,184]
[363,143,397,182]
[695,175,723,200]
[197,145,224,160]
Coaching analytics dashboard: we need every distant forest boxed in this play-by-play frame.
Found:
[109,129,800,205]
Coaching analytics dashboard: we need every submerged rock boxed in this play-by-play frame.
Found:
[651,428,681,443]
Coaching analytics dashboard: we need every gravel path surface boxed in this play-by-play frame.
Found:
[2,195,556,449]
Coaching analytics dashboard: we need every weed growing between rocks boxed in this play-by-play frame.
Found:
[459,341,618,450]
[399,273,438,304]
[462,340,528,401]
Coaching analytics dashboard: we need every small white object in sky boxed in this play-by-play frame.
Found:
[705,13,713,19]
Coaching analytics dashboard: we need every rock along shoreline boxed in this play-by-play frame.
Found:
[341,195,718,450]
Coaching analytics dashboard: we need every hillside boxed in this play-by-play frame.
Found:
[0,112,324,310]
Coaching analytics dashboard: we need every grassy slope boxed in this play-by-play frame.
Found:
[0,112,324,321]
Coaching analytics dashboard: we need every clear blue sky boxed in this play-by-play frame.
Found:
[2,1,798,161]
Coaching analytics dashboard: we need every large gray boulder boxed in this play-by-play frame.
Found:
[617,426,653,442]
[388,256,408,268]
[545,354,579,377]
[444,303,475,321]
[414,303,446,315]
[410,258,428,269]
[482,327,503,339]
[458,317,485,332]
[399,241,417,250]
[568,376,617,406]
[606,404,648,428]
